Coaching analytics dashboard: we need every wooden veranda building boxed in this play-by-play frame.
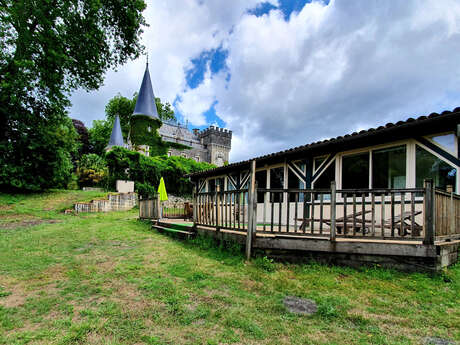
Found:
[149,109,460,271]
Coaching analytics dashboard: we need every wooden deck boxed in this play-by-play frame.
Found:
[140,179,460,271]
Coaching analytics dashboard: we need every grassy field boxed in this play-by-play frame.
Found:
[0,191,459,345]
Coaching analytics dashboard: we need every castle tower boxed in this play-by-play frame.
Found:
[130,60,159,156]
[106,115,125,150]
[133,61,159,119]
[198,126,232,166]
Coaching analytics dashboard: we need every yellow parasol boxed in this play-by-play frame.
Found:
[157,177,168,201]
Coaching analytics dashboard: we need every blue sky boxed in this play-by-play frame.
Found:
[70,0,460,162]
[175,0,321,129]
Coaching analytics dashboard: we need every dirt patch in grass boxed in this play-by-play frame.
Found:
[0,281,28,308]
[0,218,60,230]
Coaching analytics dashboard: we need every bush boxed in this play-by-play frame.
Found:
[77,153,107,188]
[105,147,214,196]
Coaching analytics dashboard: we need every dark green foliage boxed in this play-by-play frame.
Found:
[88,119,113,156]
[105,147,214,196]
[129,115,166,156]
[77,154,107,188]
[0,117,77,191]
[0,0,147,191]
[72,119,90,159]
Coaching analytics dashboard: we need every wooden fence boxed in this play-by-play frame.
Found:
[195,189,249,233]
[193,180,453,245]
[256,187,427,240]
[139,196,160,219]
[434,189,460,241]
[197,186,426,241]
[163,202,193,219]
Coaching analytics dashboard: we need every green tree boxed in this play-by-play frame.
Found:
[88,119,113,156]
[0,0,147,191]
[77,153,107,187]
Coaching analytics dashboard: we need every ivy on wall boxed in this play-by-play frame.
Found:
[106,146,214,196]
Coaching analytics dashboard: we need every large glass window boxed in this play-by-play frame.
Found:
[208,179,216,193]
[314,156,326,172]
[342,152,369,189]
[313,161,335,200]
[270,167,284,202]
[430,133,456,154]
[288,169,305,202]
[372,145,406,189]
[255,170,267,203]
[416,145,456,190]
[216,177,224,191]
[314,161,335,189]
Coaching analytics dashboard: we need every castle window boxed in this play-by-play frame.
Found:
[195,156,200,162]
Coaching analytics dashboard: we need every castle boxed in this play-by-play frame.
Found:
[159,122,232,166]
[107,62,232,167]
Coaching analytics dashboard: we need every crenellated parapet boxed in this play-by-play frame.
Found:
[197,125,232,149]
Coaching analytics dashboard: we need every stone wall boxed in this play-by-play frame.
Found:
[74,193,137,213]
[162,194,192,208]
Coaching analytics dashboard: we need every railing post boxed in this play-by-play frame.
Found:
[447,185,455,236]
[423,178,435,245]
[246,160,256,260]
[330,181,336,242]
[192,184,197,225]
[216,185,220,232]
[156,194,161,220]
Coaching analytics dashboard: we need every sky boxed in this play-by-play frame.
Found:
[70,0,460,163]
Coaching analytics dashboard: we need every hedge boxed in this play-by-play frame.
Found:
[105,146,215,197]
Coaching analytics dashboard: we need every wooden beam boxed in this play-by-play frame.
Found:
[312,153,336,182]
[423,179,435,245]
[246,160,257,260]
[416,137,460,167]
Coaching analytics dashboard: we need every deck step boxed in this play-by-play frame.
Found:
[152,224,196,240]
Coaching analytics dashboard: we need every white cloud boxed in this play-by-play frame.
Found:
[70,0,277,124]
[180,0,460,161]
[72,0,460,165]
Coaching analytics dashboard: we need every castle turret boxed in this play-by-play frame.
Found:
[106,115,125,150]
[198,126,232,166]
[133,62,158,119]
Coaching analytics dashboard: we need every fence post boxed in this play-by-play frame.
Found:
[423,179,435,245]
[192,184,197,225]
[156,194,161,220]
[216,185,220,232]
[447,185,455,236]
[246,160,257,260]
[330,181,336,242]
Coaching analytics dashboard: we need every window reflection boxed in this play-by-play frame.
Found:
[416,145,456,190]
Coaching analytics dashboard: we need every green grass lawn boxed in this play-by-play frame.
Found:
[0,190,459,345]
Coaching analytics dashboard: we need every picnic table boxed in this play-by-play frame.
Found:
[296,210,422,237]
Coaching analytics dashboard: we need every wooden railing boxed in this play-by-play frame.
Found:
[139,196,160,219]
[163,202,193,219]
[434,189,460,241]
[256,186,426,241]
[193,178,460,244]
[195,189,249,233]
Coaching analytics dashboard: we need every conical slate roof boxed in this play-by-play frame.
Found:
[107,115,125,148]
[133,63,159,118]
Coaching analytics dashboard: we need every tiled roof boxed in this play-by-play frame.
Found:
[187,107,460,178]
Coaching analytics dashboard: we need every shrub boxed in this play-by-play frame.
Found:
[105,146,214,196]
[77,153,107,187]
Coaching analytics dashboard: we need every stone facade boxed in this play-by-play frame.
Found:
[158,123,232,167]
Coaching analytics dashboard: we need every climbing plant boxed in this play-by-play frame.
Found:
[105,146,214,196]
